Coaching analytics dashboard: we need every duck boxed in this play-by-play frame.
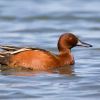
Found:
[0,33,92,70]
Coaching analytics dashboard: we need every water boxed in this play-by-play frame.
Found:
[0,0,100,100]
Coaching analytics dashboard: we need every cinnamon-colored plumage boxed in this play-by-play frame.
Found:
[0,33,92,70]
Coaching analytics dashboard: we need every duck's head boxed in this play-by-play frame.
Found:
[58,33,92,51]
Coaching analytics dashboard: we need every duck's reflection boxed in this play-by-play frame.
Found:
[0,65,74,76]
[49,65,74,76]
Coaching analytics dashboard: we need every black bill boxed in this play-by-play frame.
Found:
[77,40,92,47]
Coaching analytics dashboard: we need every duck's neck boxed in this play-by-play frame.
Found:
[58,49,74,65]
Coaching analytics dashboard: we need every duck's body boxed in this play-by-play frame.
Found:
[0,48,74,70]
[0,33,92,70]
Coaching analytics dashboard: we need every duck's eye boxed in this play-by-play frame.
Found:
[68,37,73,41]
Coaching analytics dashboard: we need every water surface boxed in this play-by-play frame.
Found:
[0,0,100,100]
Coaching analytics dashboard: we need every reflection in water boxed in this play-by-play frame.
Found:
[0,65,74,76]
[51,65,74,76]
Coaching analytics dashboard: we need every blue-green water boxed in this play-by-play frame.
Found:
[0,0,100,100]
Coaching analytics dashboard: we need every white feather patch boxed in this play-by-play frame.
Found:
[10,48,31,54]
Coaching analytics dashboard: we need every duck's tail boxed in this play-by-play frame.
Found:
[0,52,10,65]
[0,45,23,65]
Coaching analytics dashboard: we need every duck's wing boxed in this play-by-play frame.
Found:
[0,45,49,55]
[0,45,22,51]
[0,45,32,56]
[0,48,31,65]
[0,45,40,51]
